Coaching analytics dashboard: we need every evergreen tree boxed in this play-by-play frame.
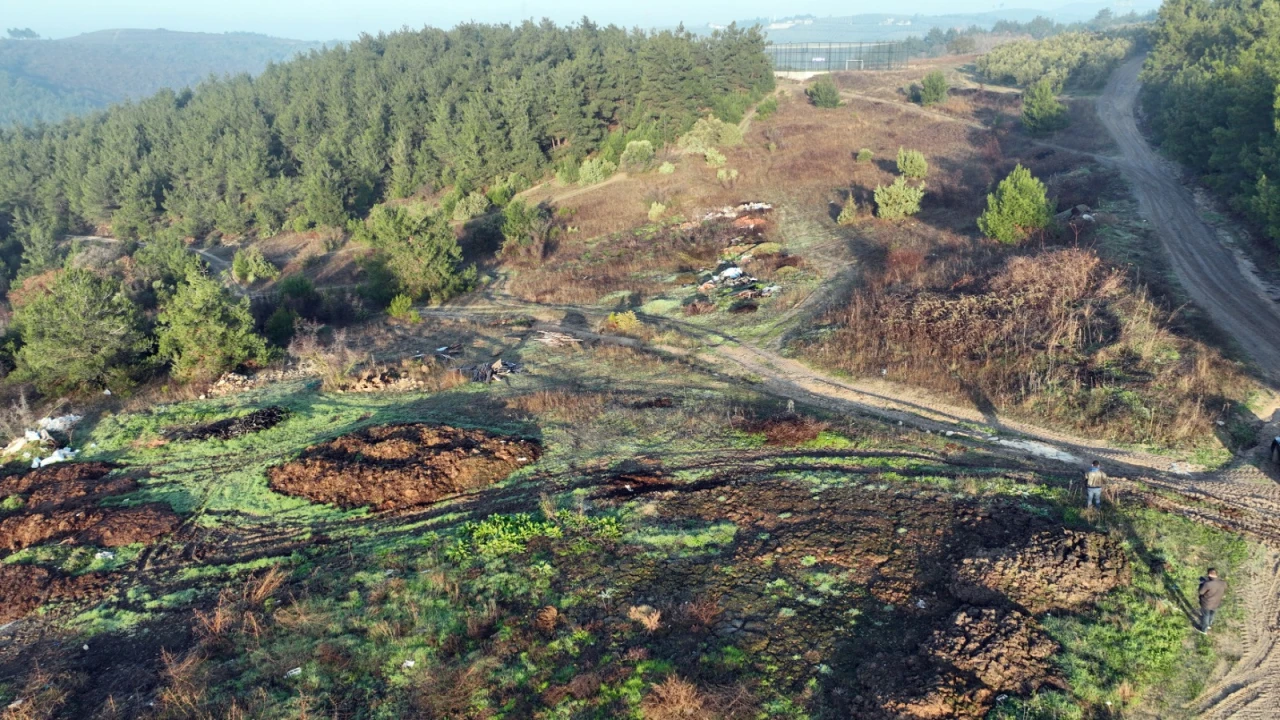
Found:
[806,76,841,108]
[978,164,1053,244]
[919,71,949,106]
[1021,79,1069,134]
[12,268,151,394]
[157,270,271,381]
[357,204,474,302]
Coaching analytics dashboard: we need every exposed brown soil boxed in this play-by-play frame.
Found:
[900,606,1059,719]
[0,463,181,551]
[952,529,1129,613]
[0,505,182,551]
[630,477,1119,719]
[734,413,828,446]
[268,423,541,511]
[164,405,289,441]
[0,564,108,624]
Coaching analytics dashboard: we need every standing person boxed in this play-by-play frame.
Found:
[1198,568,1227,633]
[1084,460,1107,508]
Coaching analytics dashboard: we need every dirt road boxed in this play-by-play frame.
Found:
[1098,57,1280,383]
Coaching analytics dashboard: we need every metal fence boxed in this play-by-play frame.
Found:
[765,42,908,72]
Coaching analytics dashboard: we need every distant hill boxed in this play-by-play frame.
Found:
[714,2,1161,43]
[0,29,330,126]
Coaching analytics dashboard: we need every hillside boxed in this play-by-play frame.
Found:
[2,13,1280,720]
[0,30,328,126]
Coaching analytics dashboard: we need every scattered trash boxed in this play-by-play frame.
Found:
[2,437,28,456]
[719,267,744,281]
[33,447,77,468]
[94,551,115,560]
[461,359,523,383]
[38,415,82,433]
[435,344,462,359]
[915,598,927,609]
[401,659,416,669]
[761,285,781,297]
[102,389,111,396]
[82,644,89,651]
[7,698,25,711]
[1215,420,1226,426]
[285,667,302,678]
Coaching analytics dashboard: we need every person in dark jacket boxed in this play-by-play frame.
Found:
[1198,568,1227,633]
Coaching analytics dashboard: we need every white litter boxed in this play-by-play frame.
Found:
[915,598,927,609]
[36,447,78,468]
[103,389,112,396]
[23,430,40,442]
[82,644,89,651]
[994,438,1081,465]
[285,667,302,678]
[402,659,416,669]
[2,437,27,456]
[1215,420,1225,426]
[95,551,115,560]
[436,346,450,353]
[719,267,744,280]
[37,415,82,433]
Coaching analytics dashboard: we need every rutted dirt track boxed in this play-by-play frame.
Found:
[1098,57,1280,382]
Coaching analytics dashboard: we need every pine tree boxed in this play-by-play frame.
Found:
[1021,79,1069,134]
[978,164,1053,244]
[12,268,151,393]
[157,270,271,381]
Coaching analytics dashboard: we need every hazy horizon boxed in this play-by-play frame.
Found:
[8,0,1158,41]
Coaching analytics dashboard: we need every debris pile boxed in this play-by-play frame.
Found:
[535,331,583,347]
[165,406,291,442]
[2,414,84,467]
[460,359,523,383]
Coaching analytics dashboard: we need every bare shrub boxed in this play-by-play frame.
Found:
[641,676,713,720]
[628,604,663,633]
[286,321,365,391]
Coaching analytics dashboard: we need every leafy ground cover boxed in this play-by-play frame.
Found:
[0,328,1252,719]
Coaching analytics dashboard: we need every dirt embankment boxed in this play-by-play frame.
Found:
[268,423,541,511]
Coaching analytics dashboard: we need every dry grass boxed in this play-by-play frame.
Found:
[641,676,714,720]
[734,413,829,446]
[809,246,1249,446]
[506,390,609,423]
[628,604,663,633]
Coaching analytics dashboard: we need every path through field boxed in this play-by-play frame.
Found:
[1087,56,1280,720]
[1098,57,1280,383]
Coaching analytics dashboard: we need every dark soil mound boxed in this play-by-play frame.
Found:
[0,564,108,623]
[268,423,541,511]
[0,462,181,551]
[165,405,289,441]
[952,528,1129,613]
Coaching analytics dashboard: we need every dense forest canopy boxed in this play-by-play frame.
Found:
[0,30,327,126]
[0,19,773,282]
[976,31,1136,88]
[1142,0,1280,247]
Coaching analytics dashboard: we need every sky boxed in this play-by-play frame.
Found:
[5,0,1126,40]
